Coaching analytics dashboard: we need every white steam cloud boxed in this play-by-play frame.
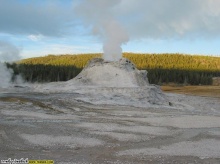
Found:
[74,0,220,57]
[102,20,129,61]
[0,63,12,88]
[0,41,21,88]
[75,0,129,61]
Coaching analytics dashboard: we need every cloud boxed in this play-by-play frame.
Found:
[116,0,220,39]
[1,0,220,60]
[1,0,220,41]
[28,34,45,41]
[21,43,100,58]
[0,0,73,36]
[73,0,220,59]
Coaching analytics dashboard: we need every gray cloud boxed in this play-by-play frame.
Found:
[1,0,220,40]
[116,0,220,39]
[0,0,72,36]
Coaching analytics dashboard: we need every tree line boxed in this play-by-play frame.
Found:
[147,68,219,85]
[6,63,81,82]
[6,53,220,85]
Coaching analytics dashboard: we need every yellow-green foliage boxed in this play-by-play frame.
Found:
[123,53,220,71]
[19,53,102,68]
[19,53,220,71]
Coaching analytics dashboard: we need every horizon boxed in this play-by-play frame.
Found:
[19,52,220,61]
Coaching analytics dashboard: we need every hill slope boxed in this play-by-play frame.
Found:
[19,53,220,71]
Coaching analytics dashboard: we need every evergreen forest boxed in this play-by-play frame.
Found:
[6,53,220,85]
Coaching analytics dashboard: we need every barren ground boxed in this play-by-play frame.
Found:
[0,86,220,164]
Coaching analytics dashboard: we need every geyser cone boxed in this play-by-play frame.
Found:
[35,58,168,107]
[74,58,149,87]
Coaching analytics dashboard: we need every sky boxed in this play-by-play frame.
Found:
[1,0,220,61]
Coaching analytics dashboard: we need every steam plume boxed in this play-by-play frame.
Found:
[0,63,12,88]
[0,41,21,88]
[75,0,129,61]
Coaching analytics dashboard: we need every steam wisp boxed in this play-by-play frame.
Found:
[76,0,129,61]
